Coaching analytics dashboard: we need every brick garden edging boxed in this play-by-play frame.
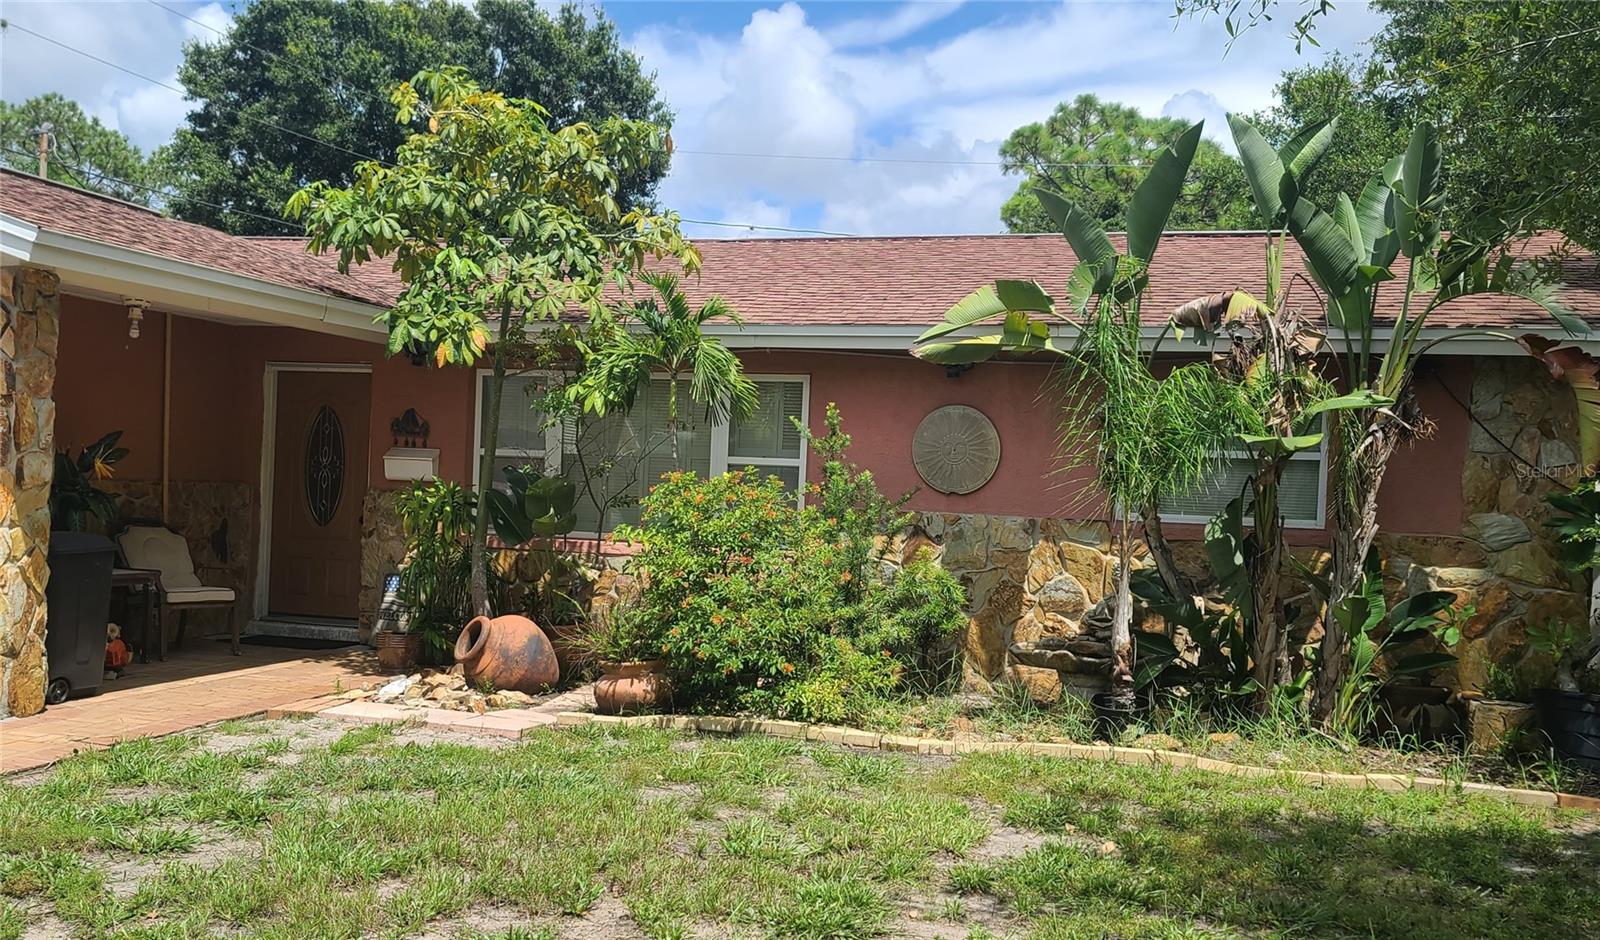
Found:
[272,693,1600,812]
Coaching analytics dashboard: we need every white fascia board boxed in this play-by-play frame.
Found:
[2,216,388,342]
[0,212,41,262]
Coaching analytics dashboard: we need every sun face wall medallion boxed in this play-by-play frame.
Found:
[912,405,1001,495]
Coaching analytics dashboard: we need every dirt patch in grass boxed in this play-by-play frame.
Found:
[963,823,1047,862]
[90,828,257,899]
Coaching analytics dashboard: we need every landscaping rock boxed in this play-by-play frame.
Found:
[1466,513,1532,551]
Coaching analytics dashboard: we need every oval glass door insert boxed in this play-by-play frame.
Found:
[304,405,345,526]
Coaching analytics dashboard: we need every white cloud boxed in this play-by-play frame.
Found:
[0,0,232,152]
[822,1,965,48]
[635,0,1383,236]
[1161,90,1234,150]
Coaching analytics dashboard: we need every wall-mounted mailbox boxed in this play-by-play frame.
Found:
[382,447,439,481]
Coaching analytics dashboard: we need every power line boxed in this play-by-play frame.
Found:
[681,218,856,237]
[674,148,1152,169]
[0,18,390,167]
[0,146,305,234]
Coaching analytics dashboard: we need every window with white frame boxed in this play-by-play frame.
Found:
[474,371,809,535]
[1161,433,1327,528]
[476,372,553,483]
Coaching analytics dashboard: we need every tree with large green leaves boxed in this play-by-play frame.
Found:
[1251,55,1408,218]
[568,273,758,468]
[166,0,669,234]
[0,94,169,204]
[998,95,1254,233]
[289,67,697,617]
[918,121,1250,701]
[1185,0,1600,250]
[1370,0,1600,250]
[1228,114,1585,723]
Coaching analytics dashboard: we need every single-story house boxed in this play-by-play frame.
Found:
[4,167,1599,716]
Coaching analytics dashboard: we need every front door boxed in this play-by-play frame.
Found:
[269,371,370,618]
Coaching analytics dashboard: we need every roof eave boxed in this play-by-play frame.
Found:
[699,322,1600,355]
[1,212,388,341]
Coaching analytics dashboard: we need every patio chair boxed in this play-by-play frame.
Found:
[115,525,240,655]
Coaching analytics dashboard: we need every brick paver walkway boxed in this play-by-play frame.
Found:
[0,643,383,774]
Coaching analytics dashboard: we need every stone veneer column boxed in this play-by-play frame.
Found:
[1,266,61,718]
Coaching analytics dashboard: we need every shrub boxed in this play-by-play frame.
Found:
[394,480,513,662]
[616,406,965,721]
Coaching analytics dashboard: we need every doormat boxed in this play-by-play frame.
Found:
[231,635,361,651]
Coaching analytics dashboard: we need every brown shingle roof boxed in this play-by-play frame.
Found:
[0,169,398,306]
[4,168,1596,332]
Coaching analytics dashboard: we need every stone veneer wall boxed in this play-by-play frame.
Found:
[1,267,60,718]
[1382,357,1588,692]
[359,489,406,642]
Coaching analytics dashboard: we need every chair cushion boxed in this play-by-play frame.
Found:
[118,526,202,590]
[164,587,236,605]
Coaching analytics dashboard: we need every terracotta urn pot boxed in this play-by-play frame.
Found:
[453,615,559,695]
[594,660,672,715]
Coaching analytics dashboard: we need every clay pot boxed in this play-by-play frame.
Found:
[453,615,559,695]
[375,632,422,672]
[594,660,672,715]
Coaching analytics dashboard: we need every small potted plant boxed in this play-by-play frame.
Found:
[1527,621,1600,771]
[1465,653,1537,755]
[579,601,670,715]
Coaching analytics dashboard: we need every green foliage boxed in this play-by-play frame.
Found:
[1485,656,1535,703]
[0,95,169,203]
[485,467,578,545]
[998,95,1254,233]
[1252,55,1410,216]
[799,403,917,609]
[574,600,659,664]
[48,431,127,532]
[392,481,508,660]
[1545,477,1600,574]
[164,0,668,234]
[1372,0,1600,250]
[568,272,758,467]
[290,66,696,615]
[618,411,964,723]
[1325,552,1460,735]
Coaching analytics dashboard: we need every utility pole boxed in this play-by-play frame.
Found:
[34,123,53,178]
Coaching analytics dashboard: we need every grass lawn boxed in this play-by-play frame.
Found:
[858,685,1600,797]
[2,718,1597,939]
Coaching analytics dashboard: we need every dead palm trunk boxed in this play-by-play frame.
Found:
[1141,501,1195,601]
[1310,418,1397,725]
[1248,461,1290,709]
[1109,513,1136,698]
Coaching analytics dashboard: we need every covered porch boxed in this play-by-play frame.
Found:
[1,169,473,720]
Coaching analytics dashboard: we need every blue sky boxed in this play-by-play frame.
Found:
[0,1,1386,237]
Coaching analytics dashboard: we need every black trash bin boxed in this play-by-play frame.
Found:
[44,532,116,704]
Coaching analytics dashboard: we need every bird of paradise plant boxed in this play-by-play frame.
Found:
[49,431,127,531]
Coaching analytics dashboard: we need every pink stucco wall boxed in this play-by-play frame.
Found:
[741,349,1472,540]
[54,294,1473,542]
[54,296,476,492]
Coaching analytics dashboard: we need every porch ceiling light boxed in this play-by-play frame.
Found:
[123,298,150,339]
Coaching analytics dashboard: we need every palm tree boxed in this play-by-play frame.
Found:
[571,272,759,467]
